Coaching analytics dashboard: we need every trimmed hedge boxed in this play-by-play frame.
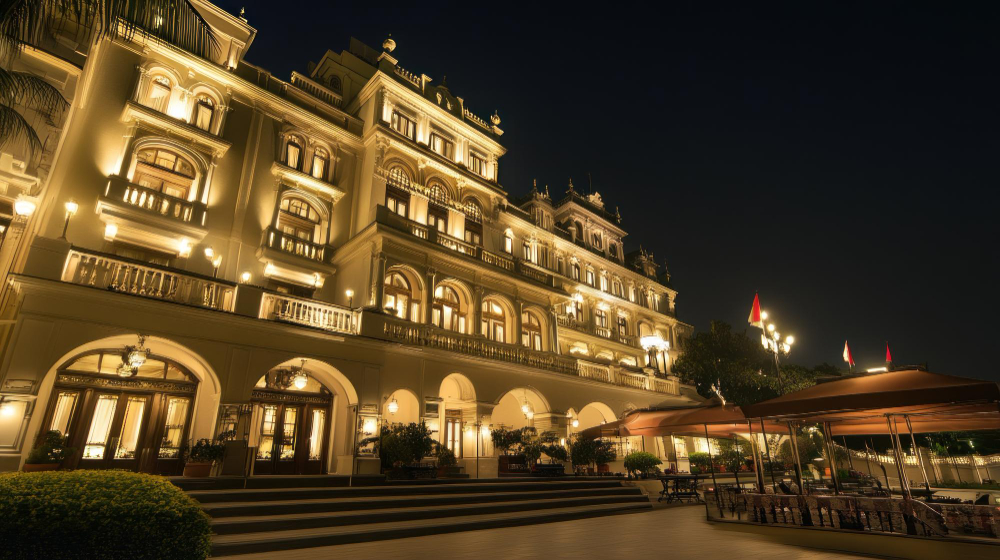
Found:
[0,470,211,560]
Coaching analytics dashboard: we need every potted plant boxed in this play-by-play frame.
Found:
[492,426,531,475]
[594,439,617,475]
[688,451,712,474]
[436,443,459,477]
[624,451,662,479]
[23,430,74,472]
[570,436,598,475]
[182,438,225,477]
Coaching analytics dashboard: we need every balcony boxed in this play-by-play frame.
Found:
[121,101,231,157]
[256,226,336,283]
[271,162,346,203]
[375,206,557,288]
[95,175,209,255]
[362,312,578,376]
[62,248,235,311]
[259,292,357,335]
[576,360,679,395]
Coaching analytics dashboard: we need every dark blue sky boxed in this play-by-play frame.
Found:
[217,1,999,379]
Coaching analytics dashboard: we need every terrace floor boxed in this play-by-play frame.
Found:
[228,504,889,559]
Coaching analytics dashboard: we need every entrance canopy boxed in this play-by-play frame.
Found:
[741,368,1000,435]
[578,405,786,439]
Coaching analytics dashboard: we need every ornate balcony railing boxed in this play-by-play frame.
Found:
[372,315,577,375]
[259,292,357,334]
[575,359,678,395]
[261,226,328,263]
[62,249,235,311]
[105,177,205,225]
[577,361,613,384]
[481,249,514,272]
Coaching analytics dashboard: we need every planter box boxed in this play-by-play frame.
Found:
[22,463,59,473]
[183,462,213,477]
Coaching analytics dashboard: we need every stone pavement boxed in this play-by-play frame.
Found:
[227,504,874,559]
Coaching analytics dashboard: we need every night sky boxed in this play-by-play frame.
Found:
[216,1,999,380]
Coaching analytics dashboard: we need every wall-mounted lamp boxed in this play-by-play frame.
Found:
[346,289,354,307]
[59,200,78,240]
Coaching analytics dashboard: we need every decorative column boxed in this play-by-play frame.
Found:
[549,305,561,354]
[474,286,484,336]
[424,267,437,324]
[370,252,387,309]
[514,299,523,346]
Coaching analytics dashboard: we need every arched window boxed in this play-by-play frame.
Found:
[616,312,629,338]
[612,279,623,297]
[481,299,506,343]
[521,311,543,351]
[599,273,609,292]
[192,95,215,131]
[384,271,417,321]
[285,136,304,169]
[277,195,321,242]
[311,147,330,180]
[133,147,196,199]
[503,230,513,254]
[592,232,603,249]
[629,285,636,302]
[427,182,449,232]
[574,221,584,241]
[571,263,581,281]
[586,268,595,286]
[327,74,342,92]
[522,240,532,261]
[594,308,609,338]
[463,200,483,245]
[146,75,172,112]
[387,165,411,188]
[432,285,465,332]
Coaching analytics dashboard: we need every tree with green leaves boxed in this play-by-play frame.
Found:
[673,320,825,406]
[1,0,217,160]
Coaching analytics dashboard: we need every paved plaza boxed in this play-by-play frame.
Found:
[231,505,875,559]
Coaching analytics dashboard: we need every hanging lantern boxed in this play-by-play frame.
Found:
[292,372,308,390]
[387,397,399,415]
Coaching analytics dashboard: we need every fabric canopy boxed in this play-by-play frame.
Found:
[578,405,786,439]
[741,368,1000,434]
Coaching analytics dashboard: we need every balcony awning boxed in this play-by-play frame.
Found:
[578,405,786,439]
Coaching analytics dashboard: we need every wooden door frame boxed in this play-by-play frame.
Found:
[251,389,332,475]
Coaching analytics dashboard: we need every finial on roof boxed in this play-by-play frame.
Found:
[567,178,575,193]
[440,75,449,89]
[491,110,501,126]
[530,179,538,194]
[615,206,621,222]
[544,184,550,197]
[239,7,246,19]
[383,34,396,52]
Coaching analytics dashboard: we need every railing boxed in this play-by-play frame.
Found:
[481,249,514,272]
[577,361,613,384]
[707,492,1000,541]
[652,377,677,394]
[259,293,357,334]
[393,65,422,88]
[261,226,328,263]
[290,72,343,108]
[435,230,477,256]
[105,177,203,224]
[618,370,650,390]
[594,326,611,339]
[462,106,491,131]
[377,316,578,375]
[516,259,554,286]
[62,249,235,311]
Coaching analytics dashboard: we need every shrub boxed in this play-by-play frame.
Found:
[436,443,457,468]
[689,451,712,473]
[183,438,225,463]
[25,430,74,464]
[624,451,661,478]
[366,422,436,469]
[0,470,211,560]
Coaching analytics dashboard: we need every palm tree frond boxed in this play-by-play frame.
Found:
[103,0,219,60]
[0,103,44,164]
[0,67,68,114]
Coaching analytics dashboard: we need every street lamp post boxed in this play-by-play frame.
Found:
[59,200,78,240]
[759,310,794,392]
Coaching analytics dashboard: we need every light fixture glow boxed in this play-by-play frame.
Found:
[203,247,215,260]
[178,240,192,258]
[212,256,223,268]
[0,402,15,417]
[104,223,118,240]
[760,311,768,321]
[767,324,775,332]
[13,195,37,217]
[64,200,79,216]
[345,289,354,298]
[785,335,795,345]
[292,373,308,390]
[571,419,580,428]
[387,397,399,415]
[240,271,252,283]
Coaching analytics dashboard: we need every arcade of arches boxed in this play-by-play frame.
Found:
[12,337,671,476]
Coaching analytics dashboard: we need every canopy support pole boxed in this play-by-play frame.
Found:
[747,421,765,493]
[904,415,930,493]
[842,436,855,470]
[760,419,779,493]
[822,422,842,495]
[787,422,804,494]
[886,415,911,499]
[704,424,723,519]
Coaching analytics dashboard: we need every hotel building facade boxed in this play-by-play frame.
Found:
[0,1,698,477]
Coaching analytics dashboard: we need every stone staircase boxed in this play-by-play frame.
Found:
[180,477,651,556]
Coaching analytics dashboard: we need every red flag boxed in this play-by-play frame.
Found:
[885,342,892,364]
[748,293,763,328]
[843,341,855,367]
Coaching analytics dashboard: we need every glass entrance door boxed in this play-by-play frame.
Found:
[253,402,329,475]
[78,393,150,470]
[445,411,462,459]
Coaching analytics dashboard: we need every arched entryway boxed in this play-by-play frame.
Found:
[491,387,549,431]
[32,335,218,475]
[249,359,355,475]
[439,373,477,459]
[382,388,420,425]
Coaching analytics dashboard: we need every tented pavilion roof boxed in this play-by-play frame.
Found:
[578,404,787,439]
[741,368,1000,436]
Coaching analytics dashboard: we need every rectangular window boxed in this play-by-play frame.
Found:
[195,103,213,131]
[464,229,481,245]
[586,270,595,286]
[391,111,416,139]
[114,396,147,459]
[48,391,79,437]
[429,133,454,159]
[286,143,301,169]
[618,316,628,337]
[308,409,326,461]
[279,407,298,460]
[600,275,609,292]
[311,155,327,180]
[83,395,118,459]
[158,397,190,459]
[387,194,408,218]
[468,152,486,176]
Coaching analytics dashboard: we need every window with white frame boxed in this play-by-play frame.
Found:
[145,76,172,112]
[429,133,454,159]
[391,111,415,139]
[133,147,196,199]
[503,230,513,254]
[521,311,543,351]
[586,269,595,286]
[481,299,506,343]
[468,152,486,176]
[193,95,214,131]
[311,147,329,180]
[285,137,303,169]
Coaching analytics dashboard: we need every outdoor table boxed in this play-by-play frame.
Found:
[658,474,705,503]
